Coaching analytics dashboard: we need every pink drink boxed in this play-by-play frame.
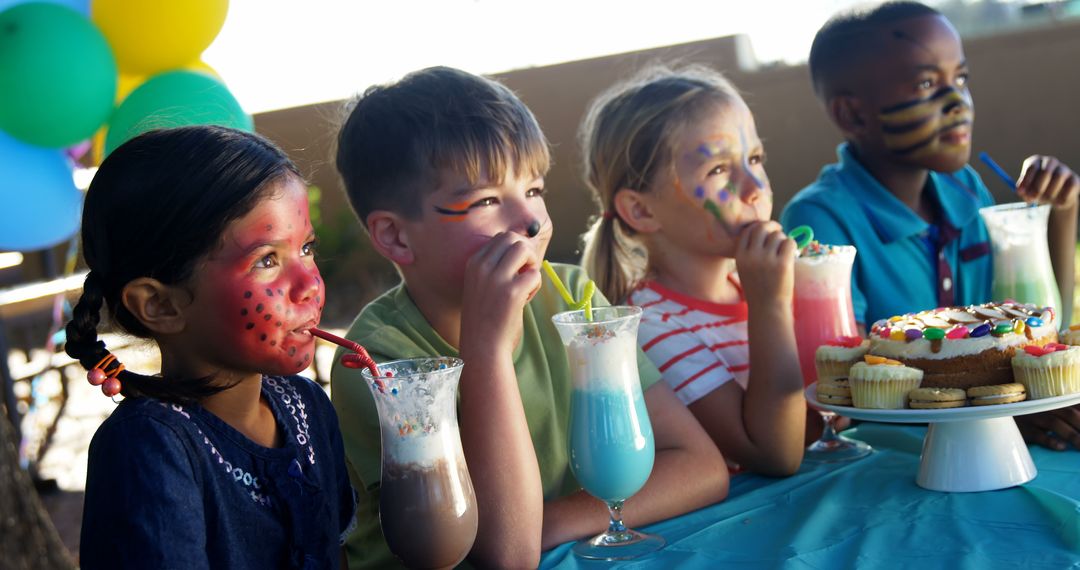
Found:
[792,245,858,387]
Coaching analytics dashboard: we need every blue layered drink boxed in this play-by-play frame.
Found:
[553,306,664,559]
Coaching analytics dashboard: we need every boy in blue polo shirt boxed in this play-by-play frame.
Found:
[781,2,1080,450]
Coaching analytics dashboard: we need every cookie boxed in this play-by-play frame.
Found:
[816,378,853,406]
[966,383,1027,406]
[907,387,966,409]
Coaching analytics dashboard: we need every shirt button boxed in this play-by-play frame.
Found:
[943,277,953,291]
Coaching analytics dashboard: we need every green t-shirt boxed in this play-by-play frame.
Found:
[331,263,661,569]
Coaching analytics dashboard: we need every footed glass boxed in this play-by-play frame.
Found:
[793,245,872,463]
[980,203,1065,324]
[552,306,665,560]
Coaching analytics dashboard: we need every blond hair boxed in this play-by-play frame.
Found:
[579,65,743,303]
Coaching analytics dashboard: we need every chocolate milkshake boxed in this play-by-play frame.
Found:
[363,357,478,570]
[380,454,477,569]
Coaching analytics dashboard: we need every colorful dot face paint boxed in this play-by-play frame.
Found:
[670,102,772,238]
[184,177,325,377]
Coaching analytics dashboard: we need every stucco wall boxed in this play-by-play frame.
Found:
[253,19,1080,310]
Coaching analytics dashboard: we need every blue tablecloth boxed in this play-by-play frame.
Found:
[540,424,1080,569]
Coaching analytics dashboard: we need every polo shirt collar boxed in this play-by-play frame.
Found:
[930,168,982,231]
[835,144,926,243]
[835,143,979,243]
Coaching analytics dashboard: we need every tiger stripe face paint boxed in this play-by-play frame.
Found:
[856,14,972,172]
[878,86,972,159]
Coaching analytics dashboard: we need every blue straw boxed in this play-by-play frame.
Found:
[978,152,1017,190]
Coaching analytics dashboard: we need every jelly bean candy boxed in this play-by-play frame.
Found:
[946,326,969,339]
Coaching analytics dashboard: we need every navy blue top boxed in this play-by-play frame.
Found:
[80,375,357,570]
[781,143,995,326]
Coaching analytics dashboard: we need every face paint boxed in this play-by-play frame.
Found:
[879,87,972,158]
[739,127,766,190]
[697,142,723,158]
[433,200,471,222]
[189,179,324,377]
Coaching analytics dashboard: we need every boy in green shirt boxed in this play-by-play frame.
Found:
[332,66,728,569]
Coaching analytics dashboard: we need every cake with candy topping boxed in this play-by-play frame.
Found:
[868,302,1057,389]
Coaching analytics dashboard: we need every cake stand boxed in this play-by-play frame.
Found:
[806,384,1080,492]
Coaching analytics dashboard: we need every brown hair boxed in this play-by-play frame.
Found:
[579,65,743,303]
[335,66,551,224]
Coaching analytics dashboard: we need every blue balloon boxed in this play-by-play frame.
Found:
[0,130,82,251]
[0,0,89,15]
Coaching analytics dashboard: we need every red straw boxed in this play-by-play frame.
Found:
[309,327,380,378]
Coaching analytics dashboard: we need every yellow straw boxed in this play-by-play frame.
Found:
[542,261,595,321]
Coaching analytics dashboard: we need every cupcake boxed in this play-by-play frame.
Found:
[849,355,924,409]
[1011,343,1080,399]
[815,336,869,382]
[1059,324,1080,346]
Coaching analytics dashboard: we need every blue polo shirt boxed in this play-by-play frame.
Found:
[780,143,994,326]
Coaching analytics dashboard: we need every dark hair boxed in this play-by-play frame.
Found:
[65,125,302,403]
[335,66,550,224]
[809,1,942,99]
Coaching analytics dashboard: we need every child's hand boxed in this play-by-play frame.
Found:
[1017,155,1080,210]
[460,231,542,351]
[733,220,796,306]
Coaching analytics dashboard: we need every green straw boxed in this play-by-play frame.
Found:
[542,260,595,321]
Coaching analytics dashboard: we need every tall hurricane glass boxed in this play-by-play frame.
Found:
[552,306,664,560]
[980,203,1065,325]
[793,245,872,462]
[362,357,478,570]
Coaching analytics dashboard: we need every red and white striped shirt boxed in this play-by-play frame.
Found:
[628,280,749,405]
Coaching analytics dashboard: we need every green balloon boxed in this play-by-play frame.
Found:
[0,2,117,148]
[104,70,253,156]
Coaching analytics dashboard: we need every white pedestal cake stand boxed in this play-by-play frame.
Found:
[806,384,1080,492]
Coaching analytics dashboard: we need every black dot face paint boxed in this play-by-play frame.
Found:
[256,303,264,313]
[264,314,272,321]
[244,291,253,299]
[526,220,541,238]
[265,288,273,297]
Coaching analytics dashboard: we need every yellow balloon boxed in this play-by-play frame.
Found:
[90,127,106,166]
[93,0,229,75]
[185,59,222,81]
[116,72,144,103]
